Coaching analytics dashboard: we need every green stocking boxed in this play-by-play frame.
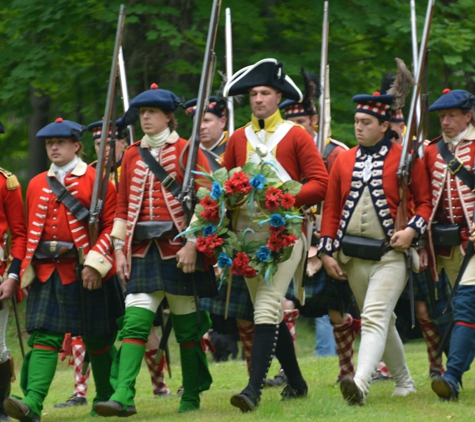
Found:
[83,332,118,414]
[171,311,212,413]
[108,306,155,410]
[19,330,62,417]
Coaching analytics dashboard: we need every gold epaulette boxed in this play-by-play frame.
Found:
[0,168,20,190]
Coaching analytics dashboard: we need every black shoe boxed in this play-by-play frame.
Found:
[371,369,392,383]
[230,388,259,412]
[280,383,308,401]
[3,397,32,420]
[94,401,137,417]
[429,369,442,379]
[340,376,364,406]
[176,386,184,397]
[431,375,458,401]
[264,372,287,388]
[54,393,87,408]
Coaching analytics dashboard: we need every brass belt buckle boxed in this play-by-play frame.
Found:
[162,175,175,190]
[448,156,464,175]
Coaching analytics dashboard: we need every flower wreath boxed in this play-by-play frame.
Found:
[179,162,302,285]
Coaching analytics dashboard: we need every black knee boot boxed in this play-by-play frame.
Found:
[275,320,308,400]
[231,324,279,412]
[0,358,11,421]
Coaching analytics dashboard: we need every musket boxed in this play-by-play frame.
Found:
[157,0,222,363]
[395,0,435,231]
[89,4,126,245]
[395,0,435,329]
[410,0,422,142]
[2,233,25,358]
[317,1,329,157]
[118,46,135,145]
[225,8,235,137]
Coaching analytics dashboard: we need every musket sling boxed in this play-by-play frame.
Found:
[47,176,90,221]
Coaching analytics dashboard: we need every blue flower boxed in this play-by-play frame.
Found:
[269,213,286,227]
[256,246,271,262]
[203,224,217,237]
[217,252,233,268]
[210,181,223,200]
[250,174,266,191]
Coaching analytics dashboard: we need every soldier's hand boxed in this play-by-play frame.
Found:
[418,248,429,271]
[320,254,347,280]
[82,266,102,290]
[390,227,416,250]
[115,249,130,288]
[176,241,197,274]
[469,224,475,243]
[0,277,17,300]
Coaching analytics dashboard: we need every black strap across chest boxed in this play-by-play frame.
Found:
[46,176,90,221]
[435,138,474,190]
[138,146,183,198]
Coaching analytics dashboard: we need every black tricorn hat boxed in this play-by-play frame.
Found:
[223,58,303,102]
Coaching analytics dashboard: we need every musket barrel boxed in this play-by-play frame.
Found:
[181,0,222,219]
[225,8,235,137]
[398,0,435,171]
[318,1,329,157]
[410,0,422,145]
[89,4,126,235]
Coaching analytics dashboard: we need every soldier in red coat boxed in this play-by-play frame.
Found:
[319,92,432,405]
[94,84,216,416]
[426,89,475,401]
[3,118,123,422]
[221,58,328,412]
[0,120,27,422]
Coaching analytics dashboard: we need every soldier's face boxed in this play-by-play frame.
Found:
[45,138,80,167]
[139,107,171,136]
[437,109,472,139]
[287,115,318,137]
[95,137,127,165]
[354,113,389,147]
[200,112,226,145]
[249,86,282,120]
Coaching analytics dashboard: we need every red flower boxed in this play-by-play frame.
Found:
[265,197,280,211]
[270,226,286,235]
[196,237,213,257]
[281,193,296,209]
[200,196,218,210]
[242,267,257,278]
[265,186,283,200]
[225,171,252,195]
[231,251,252,275]
[282,233,297,247]
[200,208,220,222]
[205,233,224,249]
[267,234,284,251]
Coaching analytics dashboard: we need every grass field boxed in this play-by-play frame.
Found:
[5,306,475,422]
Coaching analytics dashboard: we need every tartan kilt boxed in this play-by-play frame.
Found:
[399,268,453,334]
[127,242,217,298]
[285,268,354,318]
[200,275,254,322]
[25,270,125,337]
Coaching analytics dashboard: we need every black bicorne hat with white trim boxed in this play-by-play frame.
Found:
[223,58,303,102]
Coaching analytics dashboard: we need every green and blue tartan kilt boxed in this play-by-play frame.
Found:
[285,268,354,318]
[127,242,217,298]
[200,275,254,322]
[399,268,453,334]
[25,270,125,337]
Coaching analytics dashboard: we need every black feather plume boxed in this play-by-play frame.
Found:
[380,72,396,94]
[301,68,321,114]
